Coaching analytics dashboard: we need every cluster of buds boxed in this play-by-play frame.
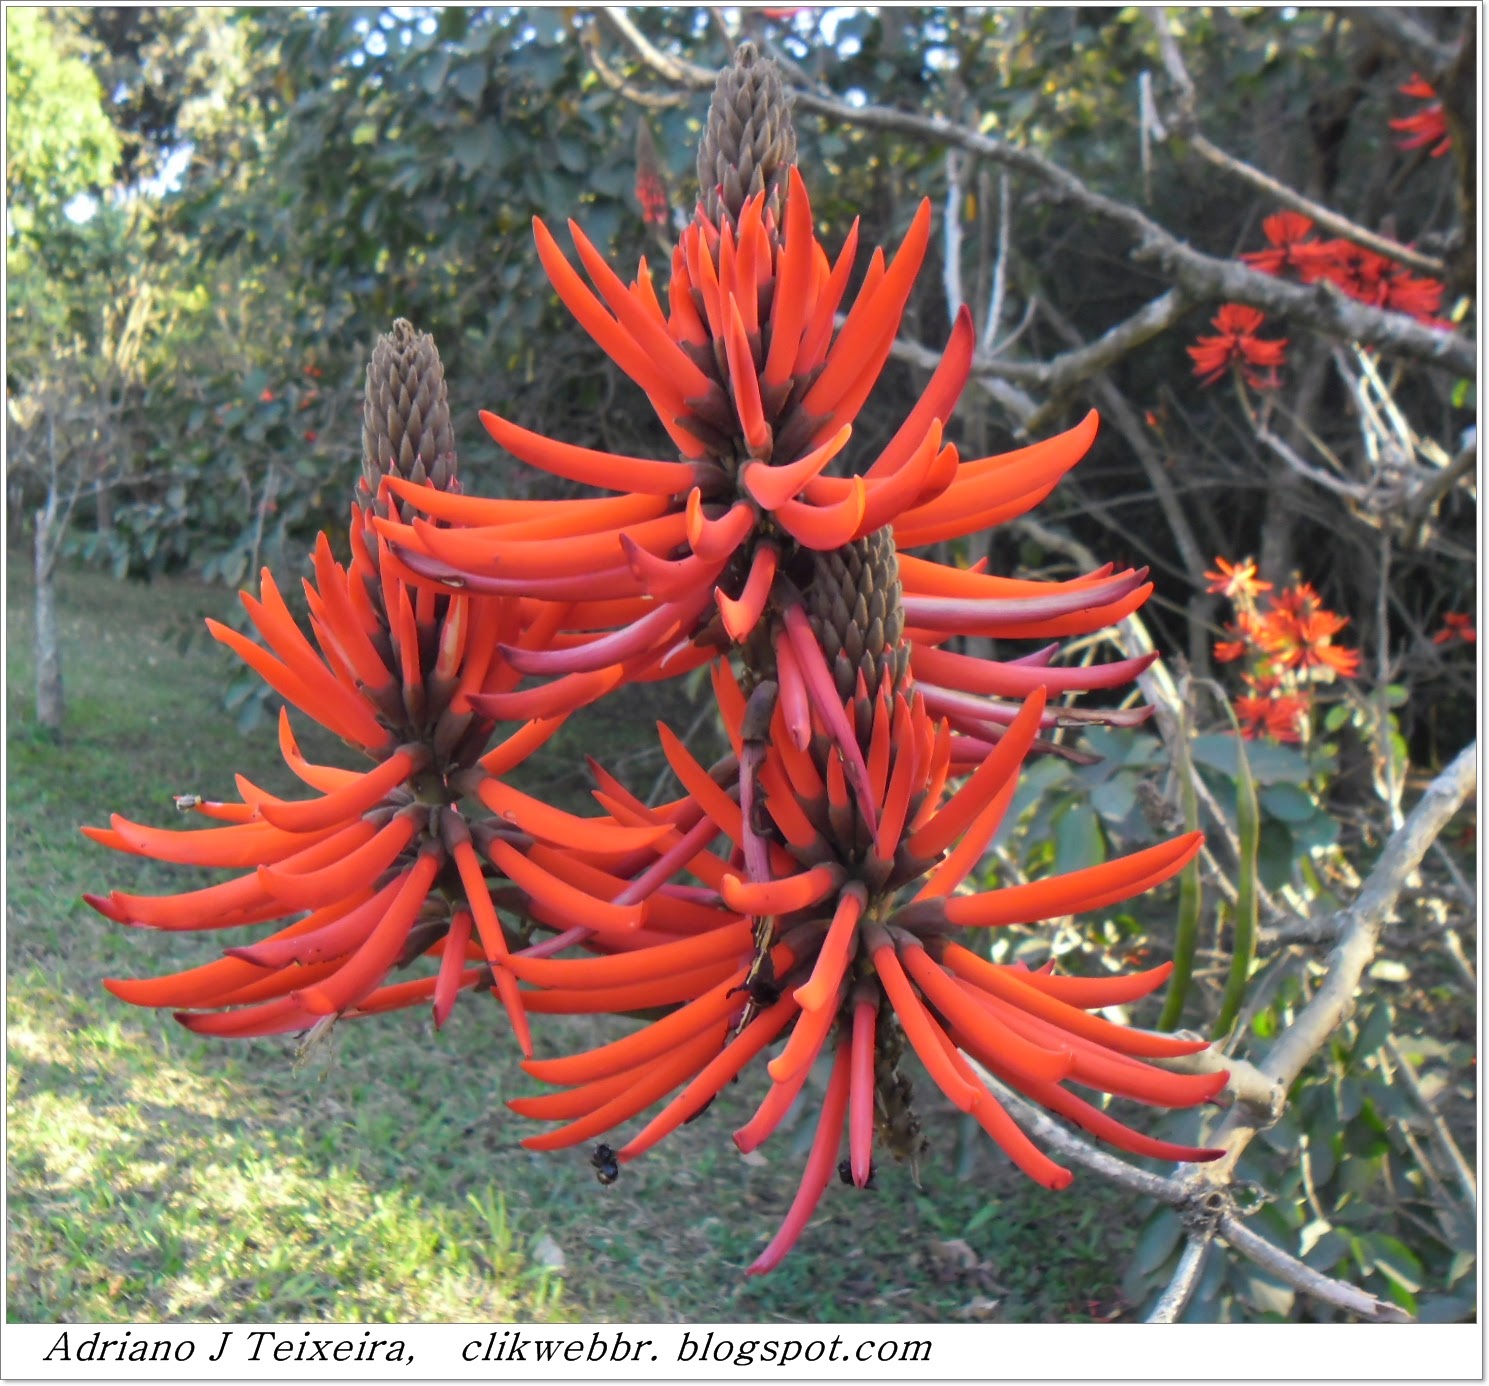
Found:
[1206,557,1360,743]
[88,45,1225,1273]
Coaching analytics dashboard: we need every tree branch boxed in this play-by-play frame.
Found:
[1146,1235,1210,1323]
[1216,1213,1413,1323]
[603,6,1474,377]
[1352,8,1461,77]
[1200,741,1477,1183]
[1146,7,1448,278]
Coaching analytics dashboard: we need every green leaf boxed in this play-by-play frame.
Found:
[1301,1226,1349,1270]
[1289,810,1340,853]
[1090,773,1138,823]
[1350,1003,1394,1061]
[1192,733,1311,785]
[1131,1207,1183,1276]
[1232,1262,1295,1318]
[449,61,487,105]
[419,51,451,95]
[1053,803,1105,873]
[1361,1234,1423,1293]
[1255,817,1296,893]
[554,136,589,174]
[449,126,488,175]
[1417,1291,1477,1324]
[1258,782,1316,823]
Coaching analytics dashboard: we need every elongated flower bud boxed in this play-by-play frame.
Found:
[696,41,797,228]
[806,526,909,704]
[361,318,458,518]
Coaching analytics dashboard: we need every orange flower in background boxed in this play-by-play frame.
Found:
[1206,561,1359,744]
[1187,305,1287,388]
[1432,612,1476,646]
[1262,694,1310,743]
[1390,75,1451,158]
[1233,693,1274,738]
[1260,605,1361,679]
[1205,556,1272,602]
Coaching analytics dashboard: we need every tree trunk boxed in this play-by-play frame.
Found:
[34,503,63,739]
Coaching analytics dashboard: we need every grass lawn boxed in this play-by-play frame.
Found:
[7,558,1138,1324]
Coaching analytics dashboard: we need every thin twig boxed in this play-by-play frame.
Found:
[1382,1036,1478,1209]
[942,149,964,321]
[1216,1213,1413,1323]
[980,172,1011,354]
[1146,1235,1210,1322]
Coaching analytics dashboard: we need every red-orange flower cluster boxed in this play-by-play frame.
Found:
[1241,211,1445,325]
[1206,557,1359,742]
[503,675,1218,1271]
[1431,611,1476,646]
[87,46,1223,1274]
[1187,305,1287,389]
[1390,75,1451,158]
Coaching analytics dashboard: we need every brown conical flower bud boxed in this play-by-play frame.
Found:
[696,41,797,228]
[360,318,458,520]
[805,526,910,707]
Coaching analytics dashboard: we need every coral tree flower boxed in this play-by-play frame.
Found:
[1432,612,1476,646]
[89,42,1232,1279]
[376,44,1154,766]
[1187,305,1288,388]
[1240,210,1321,277]
[1390,75,1451,158]
[84,323,637,1049]
[1241,210,1446,326]
[1205,556,1272,602]
[507,662,1221,1272]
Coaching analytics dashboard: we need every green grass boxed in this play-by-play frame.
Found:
[7,559,1135,1324]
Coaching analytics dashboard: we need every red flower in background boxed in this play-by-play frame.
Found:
[1241,211,1447,326]
[634,120,671,229]
[1240,211,1320,276]
[1390,75,1452,158]
[1432,612,1476,646]
[1188,305,1288,388]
